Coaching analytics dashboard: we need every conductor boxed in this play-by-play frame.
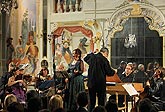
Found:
[84,47,115,112]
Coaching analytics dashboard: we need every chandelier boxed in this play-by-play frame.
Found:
[0,0,18,14]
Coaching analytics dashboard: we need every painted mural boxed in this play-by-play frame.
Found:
[51,21,103,76]
[9,0,38,76]
[53,31,90,72]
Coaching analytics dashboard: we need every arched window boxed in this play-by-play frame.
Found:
[111,17,162,68]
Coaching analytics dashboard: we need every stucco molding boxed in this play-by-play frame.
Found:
[107,1,165,38]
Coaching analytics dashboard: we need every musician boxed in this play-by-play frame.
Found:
[117,61,127,79]
[66,48,85,111]
[0,62,16,103]
[133,64,148,87]
[131,68,165,112]
[149,67,164,98]
[120,62,134,83]
[131,85,163,112]
[111,62,135,107]
[36,67,54,91]
[7,64,27,103]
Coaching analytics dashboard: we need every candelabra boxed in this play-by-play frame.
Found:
[0,0,18,14]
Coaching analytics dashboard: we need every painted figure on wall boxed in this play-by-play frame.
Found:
[12,36,26,66]
[17,31,39,76]
[6,37,15,70]
[61,41,73,65]
[55,43,68,71]
[78,37,88,55]
[21,10,29,48]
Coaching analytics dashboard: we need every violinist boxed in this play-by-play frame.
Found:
[7,64,27,103]
[36,67,54,91]
[131,68,165,112]
[149,67,164,98]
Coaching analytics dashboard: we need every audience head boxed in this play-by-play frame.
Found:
[139,98,157,112]
[105,99,118,112]
[77,91,88,107]
[92,105,107,112]
[49,94,63,112]
[26,89,39,102]
[7,102,24,112]
[27,97,42,112]
[4,94,17,109]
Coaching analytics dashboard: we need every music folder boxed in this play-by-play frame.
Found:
[122,83,139,96]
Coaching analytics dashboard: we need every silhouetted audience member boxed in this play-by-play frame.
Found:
[92,105,107,112]
[76,91,88,112]
[7,102,24,112]
[27,97,42,112]
[4,94,17,110]
[24,90,39,112]
[139,98,157,112]
[38,109,50,112]
[105,98,118,112]
[26,90,39,102]
[53,108,66,112]
[49,94,63,112]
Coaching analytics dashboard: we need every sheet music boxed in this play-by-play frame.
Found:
[122,83,139,96]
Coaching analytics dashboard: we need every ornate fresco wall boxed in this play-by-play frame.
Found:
[9,0,39,76]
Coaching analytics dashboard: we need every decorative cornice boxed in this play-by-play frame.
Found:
[107,1,165,38]
[116,0,153,9]
[83,19,102,43]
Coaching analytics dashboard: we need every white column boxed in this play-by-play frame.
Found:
[163,36,165,67]
[47,0,54,76]
[36,0,43,71]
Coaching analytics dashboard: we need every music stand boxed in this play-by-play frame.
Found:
[55,71,69,94]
